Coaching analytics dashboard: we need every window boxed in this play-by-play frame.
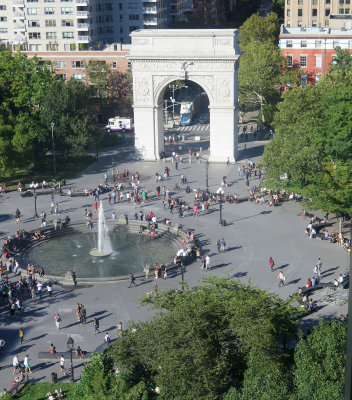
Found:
[72,73,85,80]
[0,5,6,10]
[312,21,317,26]
[298,8,303,16]
[61,19,73,26]
[287,9,290,16]
[112,61,117,68]
[325,20,329,26]
[347,0,350,4]
[340,0,344,4]
[29,44,41,51]
[339,8,344,13]
[44,7,56,14]
[27,8,39,14]
[72,60,83,68]
[0,27,7,33]
[129,14,139,20]
[106,15,113,22]
[315,73,321,84]
[106,26,113,33]
[29,32,41,39]
[128,2,138,9]
[300,74,307,86]
[45,19,56,26]
[62,31,74,38]
[346,8,350,13]
[312,0,317,3]
[119,3,122,10]
[315,55,322,67]
[57,74,67,80]
[286,55,293,67]
[120,27,123,33]
[298,21,302,26]
[312,8,317,15]
[61,7,73,14]
[54,60,66,68]
[287,21,291,27]
[45,0,55,2]
[105,3,112,10]
[333,40,340,48]
[301,40,307,47]
[46,32,57,39]
[61,0,72,2]
[326,0,330,4]
[27,0,39,2]
[349,40,352,48]
[300,55,307,67]
[315,40,322,48]
[0,16,7,21]
[28,20,40,27]
[129,26,139,32]
[286,40,293,48]
[325,8,330,15]
[46,43,58,50]
[298,0,303,4]
[120,15,123,21]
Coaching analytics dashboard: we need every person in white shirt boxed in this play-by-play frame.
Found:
[13,355,19,375]
[205,255,211,271]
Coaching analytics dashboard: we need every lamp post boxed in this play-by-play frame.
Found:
[344,222,352,399]
[51,122,56,175]
[67,336,74,382]
[218,189,224,225]
[112,159,115,183]
[33,193,38,219]
[181,265,185,291]
[205,159,209,189]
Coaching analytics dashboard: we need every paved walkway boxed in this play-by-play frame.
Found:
[0,135,349,390]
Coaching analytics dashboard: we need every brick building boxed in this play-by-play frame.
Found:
[280,25,352,84]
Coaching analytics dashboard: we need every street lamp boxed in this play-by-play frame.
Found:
[168,84,188,124]
[205,159,209,189]
[51,122,56,175]
[181,265,185,291]
[217,188,224,225]
[67,336,74,382]
[33,193,38,219]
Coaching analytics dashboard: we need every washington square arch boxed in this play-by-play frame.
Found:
[129,29,241,163]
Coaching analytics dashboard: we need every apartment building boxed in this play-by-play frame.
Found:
[0,0,171,50]
[280,25,352,84]
[284,0,352,28]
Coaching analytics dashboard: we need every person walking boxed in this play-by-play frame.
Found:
[104,172,108,183]
[79,304,87,324]
[59,355,65,373]
[205,254,211,271]
[93,317,100,335]
[47,281,53,297]
[116,322,123,338]
[216,240,221,253]
[220,238,226,252]
[23,355,32,373]
[19,328,24,344]
[12,355,19,375]
[316,258,322,277]
[277,271,286,287]
[269,257,275,272]
[55,313,61,331]
[104,332,111,344]
[128,273,137,287]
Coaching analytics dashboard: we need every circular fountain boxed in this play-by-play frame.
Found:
[89,201,112,257]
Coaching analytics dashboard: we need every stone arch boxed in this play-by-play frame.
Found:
[130,29,241,162]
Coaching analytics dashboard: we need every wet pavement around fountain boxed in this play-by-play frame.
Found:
[0,136,350,389]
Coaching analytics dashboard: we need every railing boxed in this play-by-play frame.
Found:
[77,35,89,41]
[76,0,88,3]
[143,7,157,13]
[13,0,25,5]
[77,23,89,28]
[76,11,88,16]
[13,12,25,18]
[14,24,26,30]
[143,18,158,25]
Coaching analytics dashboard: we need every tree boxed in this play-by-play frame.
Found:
[94,277,300,400]
[85,60,110,99]
[329,46,352,72]
[293,320,346,400]
[238,12,280,49]
[40,79,99,154]
[107,70,133,116]
[271,0,284,18]
[238,40,284,122]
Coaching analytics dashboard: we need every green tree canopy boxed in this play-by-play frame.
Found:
[75,277,299,400]
[329,46,352,72]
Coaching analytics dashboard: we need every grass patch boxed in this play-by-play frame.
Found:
[13,382,77,400]
[99,132,122,148]
[0,153,95,191]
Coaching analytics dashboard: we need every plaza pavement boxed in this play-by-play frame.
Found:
[0,135,349,391]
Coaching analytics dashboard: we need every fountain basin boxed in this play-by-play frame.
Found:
[89,249,113,257]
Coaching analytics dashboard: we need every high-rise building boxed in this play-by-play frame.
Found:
[0,0,171,51]
[284,0,352,28]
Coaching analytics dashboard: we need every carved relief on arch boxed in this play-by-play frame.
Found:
[216,78,232,104]
[134,76,152,104]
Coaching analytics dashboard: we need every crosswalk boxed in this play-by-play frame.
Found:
[171,124,209,132]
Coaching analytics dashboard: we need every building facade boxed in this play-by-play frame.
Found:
[280,25,352,84]
[284,0,352,28]
[0,0,174,50]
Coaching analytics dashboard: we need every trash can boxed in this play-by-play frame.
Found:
[51,372,58,383]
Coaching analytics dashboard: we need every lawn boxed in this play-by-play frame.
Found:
[0,153,95,191]
[13,382,77,400]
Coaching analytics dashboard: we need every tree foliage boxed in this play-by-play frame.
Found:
[261,68,352,217]
[329,46,352,72]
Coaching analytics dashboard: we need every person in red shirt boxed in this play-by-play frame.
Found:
[269,257,275,272]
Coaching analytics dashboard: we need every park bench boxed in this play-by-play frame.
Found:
[38,351,92,362]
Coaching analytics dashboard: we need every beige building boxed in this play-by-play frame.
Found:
[285,0,352,28]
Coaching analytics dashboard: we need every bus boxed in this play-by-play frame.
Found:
[179,92,201,126]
